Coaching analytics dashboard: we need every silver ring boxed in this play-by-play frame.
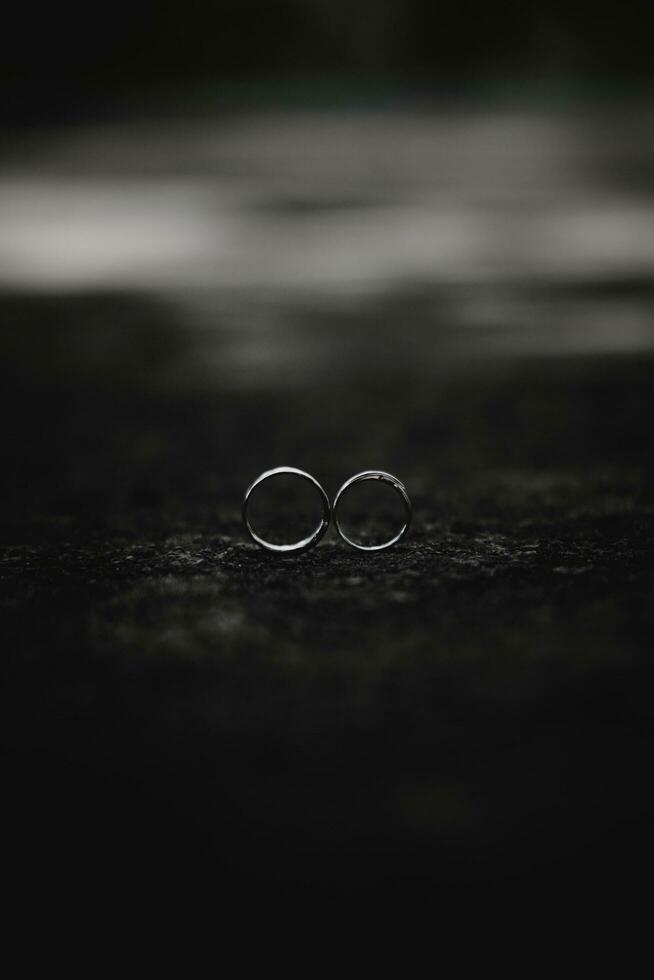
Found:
[243,466,330,554]
[333,470,411,552]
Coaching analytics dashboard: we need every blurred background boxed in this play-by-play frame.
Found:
[2,2,653,905]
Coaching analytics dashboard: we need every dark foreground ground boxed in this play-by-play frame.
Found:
[1,290,653,901]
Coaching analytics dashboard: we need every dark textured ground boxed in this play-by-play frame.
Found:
[2,290,653,898]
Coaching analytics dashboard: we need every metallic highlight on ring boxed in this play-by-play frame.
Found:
[242,466,331,554]
[333,470,411,552]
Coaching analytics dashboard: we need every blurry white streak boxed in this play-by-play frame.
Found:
[1,107,653,303]
[1,177,653,295]
[39,111,586,193]
[540,205,654,276]
[0,180,226,289]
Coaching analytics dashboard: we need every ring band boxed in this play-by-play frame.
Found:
[333,470,411,551]
[242,466,331,554]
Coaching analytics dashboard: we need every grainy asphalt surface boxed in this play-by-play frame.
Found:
[2,290,653,896]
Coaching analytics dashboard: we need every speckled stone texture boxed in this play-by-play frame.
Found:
[2,291,653,896]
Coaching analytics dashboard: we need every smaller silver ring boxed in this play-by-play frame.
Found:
[333,470,411,552]
[243,466,330,554]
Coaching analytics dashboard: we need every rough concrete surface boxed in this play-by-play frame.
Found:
[2,291,653,898]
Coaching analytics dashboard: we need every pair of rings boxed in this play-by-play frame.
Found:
[243,467,411,554]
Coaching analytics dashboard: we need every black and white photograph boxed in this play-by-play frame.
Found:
[2,1,653,922]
